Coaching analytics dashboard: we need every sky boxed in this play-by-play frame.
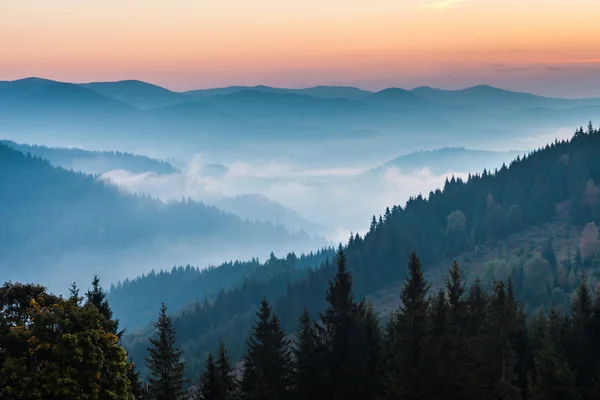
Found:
[2,0,600,97]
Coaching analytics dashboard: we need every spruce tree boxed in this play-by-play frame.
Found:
[319,247,382,400]
[216,342,237,400]
[569,276,595,396]
[529,323,579,400]
[386,251,431,400]
[200,352,221,400]
[473,281,522,400]
[146,303,186,400]
[241,298,292,400]
[128,360,146,400]
[292,309,323,400]
[86,274,121,337]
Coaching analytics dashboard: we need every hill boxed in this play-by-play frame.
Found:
[184,85,373,100]
[0,140,177,175]
[364,147,524,176]
[120,123,600,380]
[3,78,600,155]
[211,194,326,236]
[82,79,188,110]
[0,144,322,290]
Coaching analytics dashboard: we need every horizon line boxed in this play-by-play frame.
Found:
[2,75,598,100]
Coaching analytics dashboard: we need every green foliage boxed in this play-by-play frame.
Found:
[0,282,134,400]
[241,299,293,400]
[145,303,186,400]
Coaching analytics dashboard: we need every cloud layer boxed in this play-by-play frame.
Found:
[101,154,470,244]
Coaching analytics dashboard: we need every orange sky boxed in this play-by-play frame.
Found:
[2,0,600,96]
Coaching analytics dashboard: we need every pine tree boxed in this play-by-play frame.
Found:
[319,247,382,400]
[86,274,121,337]
[128,360,146,400]
[292,309,324,400]
[386,252,431,400]
[423,289,449,398]
[473,281,522,400]
[569,276,595,396]
[529,321,579,400]
[216,342,237,400]
[466,277,488,337]
[146,303,186,400]
[200,352,221,400]
[241,298,292,400]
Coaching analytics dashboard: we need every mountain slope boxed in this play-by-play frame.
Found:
[121,123,600,379]
[0,77,56,106]
[82,80,189,110]
[364,147,524,176]
[212,194,325,236]
[1,140,177,175]
[184,85,373,100]
[0,144,321,290]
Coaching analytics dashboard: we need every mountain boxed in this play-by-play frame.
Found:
[107,248,334,331]
[365,147,524,176]
[0,77,56,106]
[82,79,189,110]
[121,124,600,380]
[0,144,322,290]
[205,90,371,120]
[184,85,373,100]
[212,194,325,236]
[2,77,600,158]
[0,140,177,175]
[0,82,142,137]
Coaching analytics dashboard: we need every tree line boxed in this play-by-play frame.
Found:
[122,122,600,381]
[139,248,600,399]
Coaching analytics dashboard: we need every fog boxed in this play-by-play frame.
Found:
[101,154,495,244]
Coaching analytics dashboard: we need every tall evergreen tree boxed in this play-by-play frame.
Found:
[569,276,595,397]
[128,360,147,400]
[86,274,121,337]
[528,322,579,400]
[199,352,221,400]
[146,303,186,400]
[386,252,431,400]
[216,342,237,400]
[292,309,324,400]
[473,281,522,400]
[319,247,382,400]
[241,298,292,400]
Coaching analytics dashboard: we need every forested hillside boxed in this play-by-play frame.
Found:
[108,248,334,330]
[1,140,177,174]
[122,123,600,381]
[0,144,317,287]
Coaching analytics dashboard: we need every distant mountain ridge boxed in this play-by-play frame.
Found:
[2,77,600,152]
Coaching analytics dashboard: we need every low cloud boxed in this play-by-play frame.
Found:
[101,154,471,244]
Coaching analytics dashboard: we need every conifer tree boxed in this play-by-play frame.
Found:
[473,281,522,400]
[466,277,489,337]
[292,308,323,400]
[569,277,595,396]
[146,303,186,400]
[319,247,382,400]
[216,342,237,400]
[529,323,579,400]
[386,252,431,400]
[200,352,221,400]
[128,361,146,400]
[241,298,292,400]
[86,274,121,337]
